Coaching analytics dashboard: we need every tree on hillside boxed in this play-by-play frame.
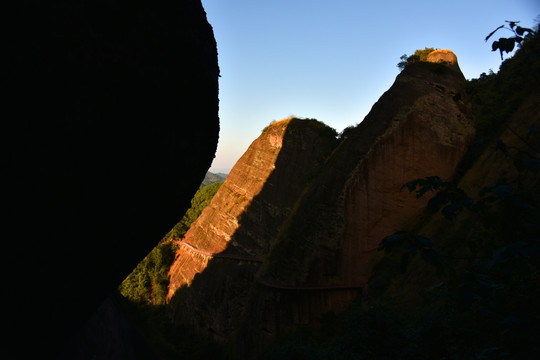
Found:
[397,47,436,71]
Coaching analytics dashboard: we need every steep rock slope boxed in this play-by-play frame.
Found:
[263,52,474,286]
[167,119,338,344]
[224,53,475,355]
[168,118,338,299]
[166,52,475,357]
[3,1,219,358]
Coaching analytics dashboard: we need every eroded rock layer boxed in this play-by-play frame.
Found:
[167,118,338,298]
[167,52,475,357]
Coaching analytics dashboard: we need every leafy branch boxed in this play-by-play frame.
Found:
[485,20,535,60]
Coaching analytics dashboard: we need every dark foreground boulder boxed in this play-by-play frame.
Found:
[3,1,219,357]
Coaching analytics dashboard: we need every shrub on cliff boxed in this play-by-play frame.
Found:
[397,47,436,71]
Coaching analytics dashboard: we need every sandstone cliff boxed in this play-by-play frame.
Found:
[240,53,475,354]
[166,52,475,357]
[263,53,474,287]
[167,118,338,334]
[4,1,219,358]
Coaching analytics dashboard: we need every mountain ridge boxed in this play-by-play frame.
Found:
[166,50,477,357]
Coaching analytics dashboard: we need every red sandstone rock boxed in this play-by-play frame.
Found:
[167,52,475,356]
[167,118,338,299]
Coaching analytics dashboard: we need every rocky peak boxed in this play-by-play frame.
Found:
[262,51,474,286]
[167,118,338,299]
[426,49,461,72]
[167,52,476,357]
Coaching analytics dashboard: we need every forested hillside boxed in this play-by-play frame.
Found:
[202,171,228,186]
[120,182,222,305]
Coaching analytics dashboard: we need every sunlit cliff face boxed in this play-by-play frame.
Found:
[167,117,338,300]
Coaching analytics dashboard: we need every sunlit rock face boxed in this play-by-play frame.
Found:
[167,118,338,298]
[427,49,461,71]
[4,1,219,357]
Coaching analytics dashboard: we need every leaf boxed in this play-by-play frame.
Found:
[498,37,516,53]
[506,20,518,29]
[416,186,432,198]
[516,26,534,36]
[485,25,504,42]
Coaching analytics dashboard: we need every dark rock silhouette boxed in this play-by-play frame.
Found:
[3,1,219,358]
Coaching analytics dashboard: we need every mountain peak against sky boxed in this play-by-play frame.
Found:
[167,57,476,355]
[203,0,539,172]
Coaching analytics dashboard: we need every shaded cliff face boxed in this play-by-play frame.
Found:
[165,52,475,358]
[224,55,475,356]
[167,118,338,298]
[4,1,219,357]
[262,56,475,287]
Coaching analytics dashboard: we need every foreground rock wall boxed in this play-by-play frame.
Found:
[4,1,219,357]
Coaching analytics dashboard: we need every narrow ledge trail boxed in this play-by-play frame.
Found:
[171,239,365,291]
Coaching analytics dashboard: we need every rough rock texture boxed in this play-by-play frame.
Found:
[166,54,475,358]
[263,56,474,286]
[427,49,461,72]
[3,1,219,358]
[225,56,474,357]
[167,119,338,333]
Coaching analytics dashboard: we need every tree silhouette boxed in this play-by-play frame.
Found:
[485,20,535,60]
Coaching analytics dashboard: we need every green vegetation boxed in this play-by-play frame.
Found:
[169,182,223,240]
[485,20,535,60]
[202,171,227,186]
[397,47,436,71]
[116,182,224,358]
[466,27,540,139]
[119,182,222,305]
[261,117,338,139]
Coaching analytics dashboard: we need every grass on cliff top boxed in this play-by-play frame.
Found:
[261,117,338,139]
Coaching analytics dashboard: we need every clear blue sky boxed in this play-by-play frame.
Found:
[202,0,539,173]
